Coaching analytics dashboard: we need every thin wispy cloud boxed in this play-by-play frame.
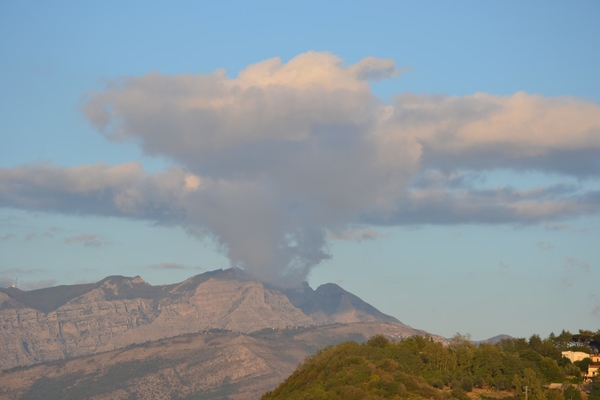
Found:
[564,257,591,273]
[557,277,572,291]
[1,267,47,275]
[0,233,16,241]
[146,263,201,270]
[24,227,63,241]
[327,229,390,242]
[64,234,109,247]
[24,232,37,241]
[535,242,554,251]
[559,257,593,291]
[544,224,570,231]
[0,216,21,228]
[42,227,62,238]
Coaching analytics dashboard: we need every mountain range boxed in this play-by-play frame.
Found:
[0,268,441,370]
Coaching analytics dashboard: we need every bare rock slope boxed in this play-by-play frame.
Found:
[0,323,436,400]
[0,268,425,371]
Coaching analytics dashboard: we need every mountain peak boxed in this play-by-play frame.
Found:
[283,281,401,325]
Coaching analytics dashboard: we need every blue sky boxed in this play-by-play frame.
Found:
[1,1,599,340]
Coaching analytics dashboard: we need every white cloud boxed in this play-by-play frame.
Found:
[83,52,395,162]
[390,92,600,176]
[0,162,193,218]
[1,51,599,286]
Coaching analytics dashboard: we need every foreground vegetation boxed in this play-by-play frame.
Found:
[263,330,600,400]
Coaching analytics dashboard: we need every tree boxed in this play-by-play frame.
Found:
[450,333,473,346]
[472,343,505,386]
[590,330,600,353]
[450,333,475,372]
[538,358,562,382]
[588,381,600,400]
[556,331,574,350]
[367,335,390,348]
[574,358,591,373]
[563,362,583,378]
[421,339,455,373]
[514,368,547,400]
[572,330,596,351]
[530,334,543,352]
[564,385,583,400]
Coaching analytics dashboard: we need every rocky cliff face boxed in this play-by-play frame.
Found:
[0,269,403,370]
[0,323,439,400]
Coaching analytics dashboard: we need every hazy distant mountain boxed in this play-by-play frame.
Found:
[476,334,513,344]
[0,268,425,371]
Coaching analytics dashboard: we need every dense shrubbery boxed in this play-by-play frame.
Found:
[263,329,600,400]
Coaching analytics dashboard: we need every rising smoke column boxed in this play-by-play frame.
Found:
[82,52,418,285]
[1,51,599,286]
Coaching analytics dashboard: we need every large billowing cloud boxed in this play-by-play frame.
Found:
[2,51,600,285]
[391,92,600,176]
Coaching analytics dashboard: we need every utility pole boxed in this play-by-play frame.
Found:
[523,385,529,400]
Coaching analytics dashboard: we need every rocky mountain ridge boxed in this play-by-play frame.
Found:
[0,269,418,370]
[0,322,440,400]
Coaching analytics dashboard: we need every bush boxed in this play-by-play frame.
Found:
[474,375,485,389]
[367,335,390,348]
[461,377,474,392]
[431,379,444,389]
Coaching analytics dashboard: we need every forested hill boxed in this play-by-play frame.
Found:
[263,330,600,400]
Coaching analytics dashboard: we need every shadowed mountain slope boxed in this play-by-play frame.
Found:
[283,282,402,325]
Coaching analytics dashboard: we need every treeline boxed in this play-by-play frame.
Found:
[262,329,600,400]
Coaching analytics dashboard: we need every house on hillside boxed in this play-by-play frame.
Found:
[585,354,600,381]
[561,351,600,381]
[562,350,590,363]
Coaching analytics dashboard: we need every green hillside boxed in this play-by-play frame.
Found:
[263,330,600,400]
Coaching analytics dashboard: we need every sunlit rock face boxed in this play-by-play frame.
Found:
[0,268,403,370]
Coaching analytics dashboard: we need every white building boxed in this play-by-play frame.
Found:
[561,350,590,363]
